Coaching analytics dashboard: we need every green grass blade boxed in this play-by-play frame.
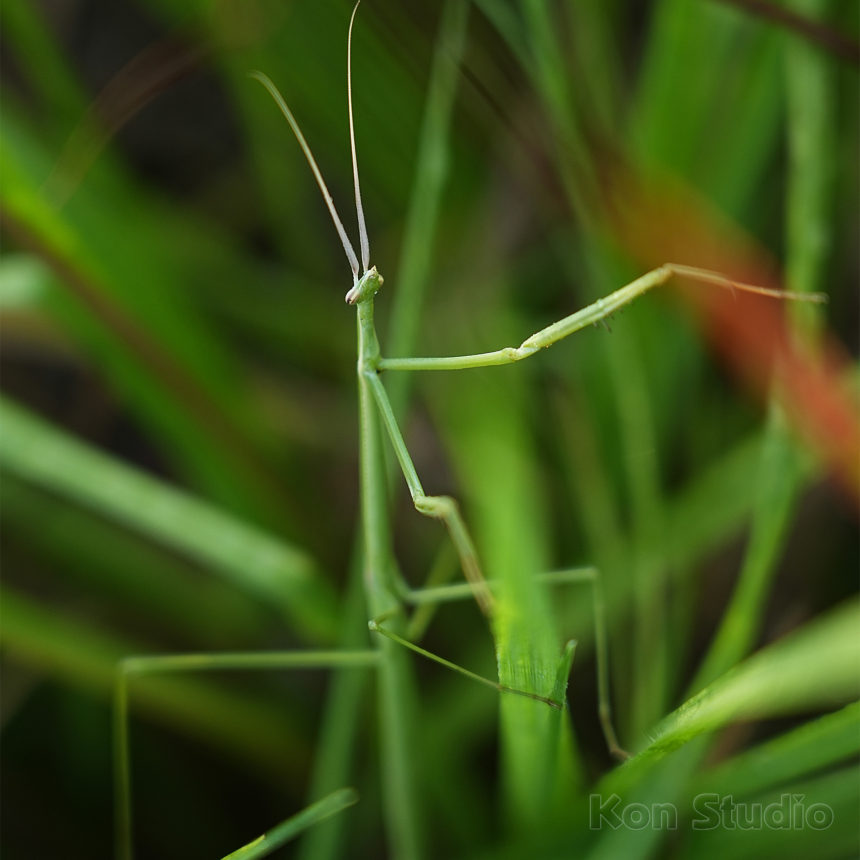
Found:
[1,106,287,523]
[633,600,860,766]
[588,609,859,855]
[784,0,837,325]
[473,1,532,74]
[518,0,594,213]
[221,789,359,860]
[386,0,470,417]
[594,262,669,742]
[692,701,860,799]
[296,561,372,860]
[681,767,859,860]
[2,474,267,644]
[0,0,86,128]
[688,404,804,692]
[431,356,564,830]
[690,0,835,694]
[0,396,337,641]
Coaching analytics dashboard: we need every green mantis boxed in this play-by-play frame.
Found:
[113,3,827,858]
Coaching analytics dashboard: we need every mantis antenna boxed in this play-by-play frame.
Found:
[348,0,371,273]
[248,70,361,281]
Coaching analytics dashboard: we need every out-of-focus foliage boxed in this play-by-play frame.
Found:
[1,1,857,858]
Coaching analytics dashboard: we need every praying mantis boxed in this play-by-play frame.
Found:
[114,3,826,858]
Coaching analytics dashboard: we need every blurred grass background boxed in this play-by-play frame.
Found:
[1,1,858,858]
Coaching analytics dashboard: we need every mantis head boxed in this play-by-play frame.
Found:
[346,266,384,305]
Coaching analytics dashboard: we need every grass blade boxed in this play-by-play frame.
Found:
[386,0,470,420]
[692,701,860,799]
[634,600,860,766]
[0,396,337,641]
[221,789,359,860]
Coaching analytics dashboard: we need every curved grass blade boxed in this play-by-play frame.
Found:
[688,403,804,693]
[632,600,860,768]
